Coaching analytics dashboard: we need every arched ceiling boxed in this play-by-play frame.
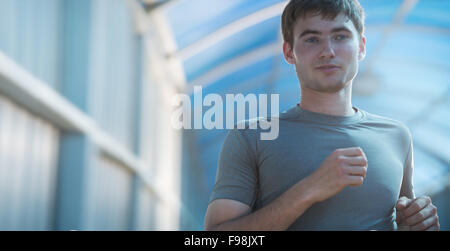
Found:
[151,0,450,197]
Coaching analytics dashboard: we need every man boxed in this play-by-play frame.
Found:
[204,0,439,230]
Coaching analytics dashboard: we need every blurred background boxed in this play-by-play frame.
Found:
[0,0,448,231]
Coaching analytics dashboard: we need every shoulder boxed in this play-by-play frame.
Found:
[360,109,412,144]
[362,110,410,130]
[226,115,280,146]
[233,116,279,134]
[222,118,263,151]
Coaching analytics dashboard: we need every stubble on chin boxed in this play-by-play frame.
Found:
[301,78,350,94]
[301,67,357,94]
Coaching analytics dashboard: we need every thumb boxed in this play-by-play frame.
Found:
[396,196,412,211]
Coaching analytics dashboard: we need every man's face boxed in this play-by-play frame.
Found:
[283,12,366,93]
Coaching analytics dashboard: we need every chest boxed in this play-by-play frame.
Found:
[256,127,404,206]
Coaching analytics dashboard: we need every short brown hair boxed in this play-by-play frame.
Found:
[281,0,365,47]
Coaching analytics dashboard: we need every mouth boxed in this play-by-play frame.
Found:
[315,64,340,74]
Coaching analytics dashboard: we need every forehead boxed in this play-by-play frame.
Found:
[293,12,357,35]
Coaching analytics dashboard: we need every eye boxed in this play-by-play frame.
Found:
[305,37,319,43]
[334,34,349,41]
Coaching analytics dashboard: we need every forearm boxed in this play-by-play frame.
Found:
[209,178,317,231]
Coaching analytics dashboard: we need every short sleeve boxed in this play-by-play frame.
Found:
[209,128,259,208]
[400,138,415,199]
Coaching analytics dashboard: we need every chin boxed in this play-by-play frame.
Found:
[312,81,348,93]
[324,84,347,93]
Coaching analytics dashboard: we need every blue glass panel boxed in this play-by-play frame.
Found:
[380,31,450,69]
[414,146,449,197]
[165,0,285,49]
[201,56,276,94]
[360,0,403,25]
[184,17,280,82]
[405,0,450,29]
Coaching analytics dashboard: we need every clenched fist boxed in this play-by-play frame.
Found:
[396,196,439,231]
[306,147,368,203]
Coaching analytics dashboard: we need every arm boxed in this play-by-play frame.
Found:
[205,147,368,231]
[205,177,316,231]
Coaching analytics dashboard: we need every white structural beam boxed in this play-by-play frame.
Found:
[127,0,195,230]
[127,0,185,91]
[0,50,181,222]
[0,52,92,133]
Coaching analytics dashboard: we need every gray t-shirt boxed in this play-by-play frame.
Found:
[209,104,414,230]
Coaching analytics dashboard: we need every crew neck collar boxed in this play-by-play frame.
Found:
[289,103,364,125]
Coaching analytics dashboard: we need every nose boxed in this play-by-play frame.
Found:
[319,40,336,59]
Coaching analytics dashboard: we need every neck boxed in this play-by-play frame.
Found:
[299,83,355,116]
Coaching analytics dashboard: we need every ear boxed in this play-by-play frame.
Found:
[358,35,366,61]
[283,41,295,65]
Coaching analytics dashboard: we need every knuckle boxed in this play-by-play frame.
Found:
[333,149,342,156]
[411,204,420,213]
[362,166,368,175]
[431,205,438,215]
[337,166,347,179]
[430,216,438,226]
[356,147,363,155]
[354,176,364,186]
[428,216,439,227]
[362,157,368,166]
[418,211,426,220]
[336,155,345,164]
[433,215,439,224]
[359,176,364,185]
[404,208,412,217]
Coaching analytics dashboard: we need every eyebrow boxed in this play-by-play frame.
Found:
[299,26,352,38]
